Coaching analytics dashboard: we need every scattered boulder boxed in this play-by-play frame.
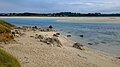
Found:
[49,25,53,29]
[68,32,71,33]
[88,43,93,45]
[14,34,20,37]
[45,37,62,47]
[30,36,34,38]
[80,35,84,37]
[73,43,84,50]
[34,34,62,47]
[116,57,120,59]
[53,33,60,37]
[35,35,44,39]
[67,35,71,37]
[53,34,59,37]
[56,33,60,35]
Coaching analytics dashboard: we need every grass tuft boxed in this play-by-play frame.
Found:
[0,48,21,67]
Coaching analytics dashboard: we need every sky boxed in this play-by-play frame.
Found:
[0,0,120,13]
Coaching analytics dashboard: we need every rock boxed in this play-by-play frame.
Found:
[88,43,93,45]
[68,32,71,33]
[80,35,84,37]
[56,33,60,35]
[30,36,34,38]
[53,33,60,37]
[44,37,62,47]
[116,57,120,59]
[73,43,84,50]
[49,25,53,29]
[15,34,20,37]
[53,34,59,37]
[67,35,71,37]
[35,35,44,39]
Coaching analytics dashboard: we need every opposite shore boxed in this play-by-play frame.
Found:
[1,17,120,22]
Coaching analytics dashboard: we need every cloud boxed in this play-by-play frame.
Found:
[0,0,120,13]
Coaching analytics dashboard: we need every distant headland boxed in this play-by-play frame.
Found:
[0,12,120,17]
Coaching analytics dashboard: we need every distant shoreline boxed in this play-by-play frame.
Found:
[1,16,120,22]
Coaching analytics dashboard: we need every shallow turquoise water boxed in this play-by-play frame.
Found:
[1,17,120,56]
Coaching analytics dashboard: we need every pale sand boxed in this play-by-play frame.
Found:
[57,17,120,22]
[1,17,120,22]
[3,31,120,67]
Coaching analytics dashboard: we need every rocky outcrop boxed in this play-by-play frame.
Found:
[35,34,62,47]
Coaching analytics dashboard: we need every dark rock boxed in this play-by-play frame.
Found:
[53,34,59,37]
[67,35,71,37]
[45,37,62,47]
[56,33,60,35]
[80,35,84,37]
[30,36,34,38]
[116,57,120,59]
[73,43,84,50]
[68,32,71,33]
[35,35,44,39]
[49,25,53,29]
[88,43,93,45]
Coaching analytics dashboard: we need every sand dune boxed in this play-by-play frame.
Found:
[2,30,120,67]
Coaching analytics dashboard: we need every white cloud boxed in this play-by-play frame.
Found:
[0,0,120,13]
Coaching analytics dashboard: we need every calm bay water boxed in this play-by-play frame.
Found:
[1,17,120,56]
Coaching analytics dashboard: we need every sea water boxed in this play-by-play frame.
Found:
[1,17,120,56]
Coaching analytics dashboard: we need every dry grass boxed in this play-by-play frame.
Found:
[0,20,15,43]
[0,48,21,67]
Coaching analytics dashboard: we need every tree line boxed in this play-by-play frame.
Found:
[0,12,120,17]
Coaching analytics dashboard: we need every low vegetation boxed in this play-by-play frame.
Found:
[0,20,21,67]
[0,20,15,43]
[0,48,21,67]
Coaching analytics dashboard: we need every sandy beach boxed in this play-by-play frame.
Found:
[57,17,120,22]
[1,27,120,67]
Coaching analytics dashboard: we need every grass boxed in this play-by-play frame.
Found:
[0,20,15,42]
[0,20,21,67]
[0,48,21,67]
[0,20,14,33]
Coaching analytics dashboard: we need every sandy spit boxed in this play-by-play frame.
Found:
[57,17,120,22]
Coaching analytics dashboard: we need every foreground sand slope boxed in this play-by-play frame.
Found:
[3,31,120,67]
